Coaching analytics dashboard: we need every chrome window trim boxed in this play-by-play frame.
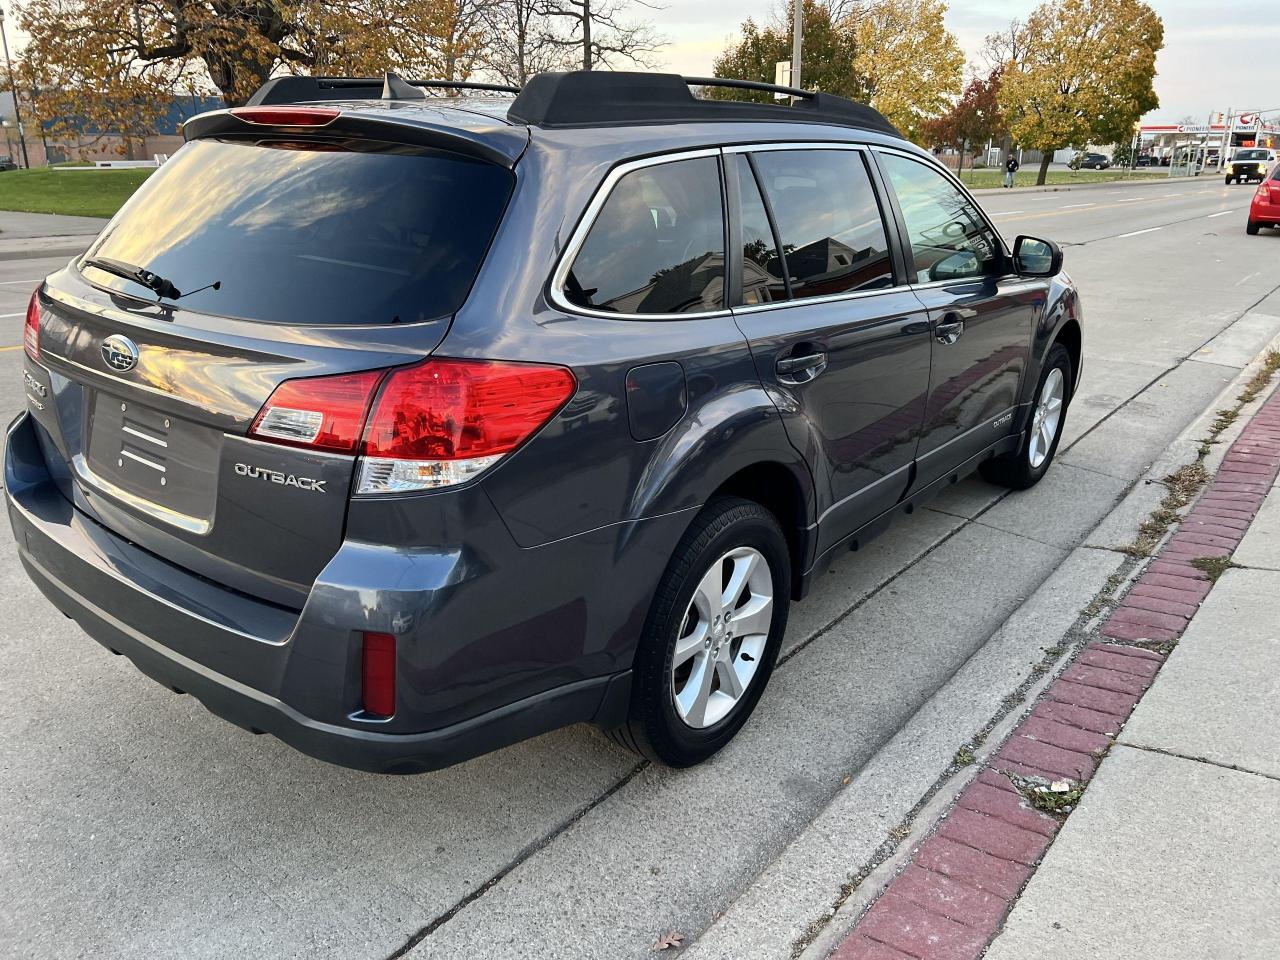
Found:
[548,146,733,322]
[732,283,903,316]
[722,141,868,155]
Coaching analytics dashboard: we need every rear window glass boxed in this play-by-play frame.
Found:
[564,156,725,315]
[82,137,512,326]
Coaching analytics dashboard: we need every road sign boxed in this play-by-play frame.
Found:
[773,61,791,100]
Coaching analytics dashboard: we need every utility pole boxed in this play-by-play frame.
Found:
[582,0,592,71]
[1219,109,1232,172]
[0,3,30,169]
[791,0,803,94]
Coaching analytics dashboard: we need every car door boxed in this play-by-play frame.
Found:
[728,147,934,557]
[873,149,1042,490]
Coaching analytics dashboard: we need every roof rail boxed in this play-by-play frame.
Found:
[245,73,520,106]
[507,71,901,138]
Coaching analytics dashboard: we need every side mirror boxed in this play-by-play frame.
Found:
[1013,236,1063,277]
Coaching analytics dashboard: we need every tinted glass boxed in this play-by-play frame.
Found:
[1237,149,1268,161]
[84,137,513,326]
[881,153,1002,284]
[751,149,894,299]
[565,157,725,315]
[735,156,788,305]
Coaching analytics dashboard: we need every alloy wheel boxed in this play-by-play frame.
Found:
[1028,367,1065,469]
[670,546,773,729]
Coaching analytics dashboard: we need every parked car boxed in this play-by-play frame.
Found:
[0,156,18,172]
[1227,148,1275,184]
[1135,155,1155,167]
[1071,152,1111,170]
[1247,164,1280,234]
[7,71,1082,773]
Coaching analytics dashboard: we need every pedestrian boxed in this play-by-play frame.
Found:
[1004,152,1020,188]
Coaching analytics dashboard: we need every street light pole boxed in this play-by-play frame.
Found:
[0,3,29,169]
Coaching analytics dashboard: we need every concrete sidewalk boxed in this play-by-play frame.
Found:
[808,353,1280,960]
[985,500,1280,958]
[0,211,107,260]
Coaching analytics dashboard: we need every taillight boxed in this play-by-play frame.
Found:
[247,359,576,492]
[357,359,576,494]
[229,106,340,126]
[23,289,39,361]
[249,369,384,452]
[361,631,396,717]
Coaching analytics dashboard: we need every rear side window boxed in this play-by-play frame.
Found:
[735,155,788,305]
[880,153,1001,284]
[83,137,512,326]
[751,149,894,299]
[564,156,725,315]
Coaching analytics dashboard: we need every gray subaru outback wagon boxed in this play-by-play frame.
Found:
[8,71,1081,773]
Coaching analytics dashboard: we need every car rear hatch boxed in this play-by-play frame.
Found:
[25,106,521,608]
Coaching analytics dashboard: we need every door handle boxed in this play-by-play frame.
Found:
[775,351,827,383]
[934,318,965,345]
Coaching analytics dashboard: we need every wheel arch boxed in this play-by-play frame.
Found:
[708,460,814,599]
[1052,316,1083,395]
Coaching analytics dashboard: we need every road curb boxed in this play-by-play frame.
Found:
[0,237,91,261]
[819,366,1280,960]
[968,175,1214,197]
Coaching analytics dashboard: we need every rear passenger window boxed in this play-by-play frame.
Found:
[565,156,725,315]
[735,155,788,305]
[751,150,894,299]
[879,154,1002,284]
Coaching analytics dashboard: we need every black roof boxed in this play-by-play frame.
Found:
[244,70,903,140]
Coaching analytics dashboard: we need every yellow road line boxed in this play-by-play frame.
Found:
[0,344,23,352]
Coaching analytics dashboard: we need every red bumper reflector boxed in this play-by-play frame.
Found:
[361,631,397,717]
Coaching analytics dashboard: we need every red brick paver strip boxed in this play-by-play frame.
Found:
[825,384,1280,960]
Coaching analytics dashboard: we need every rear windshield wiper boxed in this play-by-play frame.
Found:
[82,256,187,300]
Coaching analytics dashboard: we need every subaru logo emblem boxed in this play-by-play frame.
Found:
[101,335,139,372]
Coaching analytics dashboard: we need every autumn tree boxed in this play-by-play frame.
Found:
[13,0,470,151]
[709,0,964,143]
[994,0,1163,184]
[14,0,665,155]
[709,0,862,103]
[921,70,1004,158]
[846,0,963,143]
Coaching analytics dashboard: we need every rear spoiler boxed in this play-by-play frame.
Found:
[181,105,528,168]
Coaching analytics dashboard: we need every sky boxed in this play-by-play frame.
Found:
[651,0,1278,125]
[0,1,1273,125]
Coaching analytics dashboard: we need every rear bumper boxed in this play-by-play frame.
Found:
[6,412,633,774]
[1250,199,1280,224]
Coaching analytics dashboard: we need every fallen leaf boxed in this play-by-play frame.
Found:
[655,931,684,951]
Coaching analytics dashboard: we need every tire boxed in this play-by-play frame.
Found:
[979,343,1073,490]
[1225,176,1233,185]
[1247,220,1260,236]
[607,496,791,767]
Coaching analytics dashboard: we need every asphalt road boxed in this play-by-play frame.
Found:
[2,173,1279,960]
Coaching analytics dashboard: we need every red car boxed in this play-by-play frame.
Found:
[1247,165,1280,234]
